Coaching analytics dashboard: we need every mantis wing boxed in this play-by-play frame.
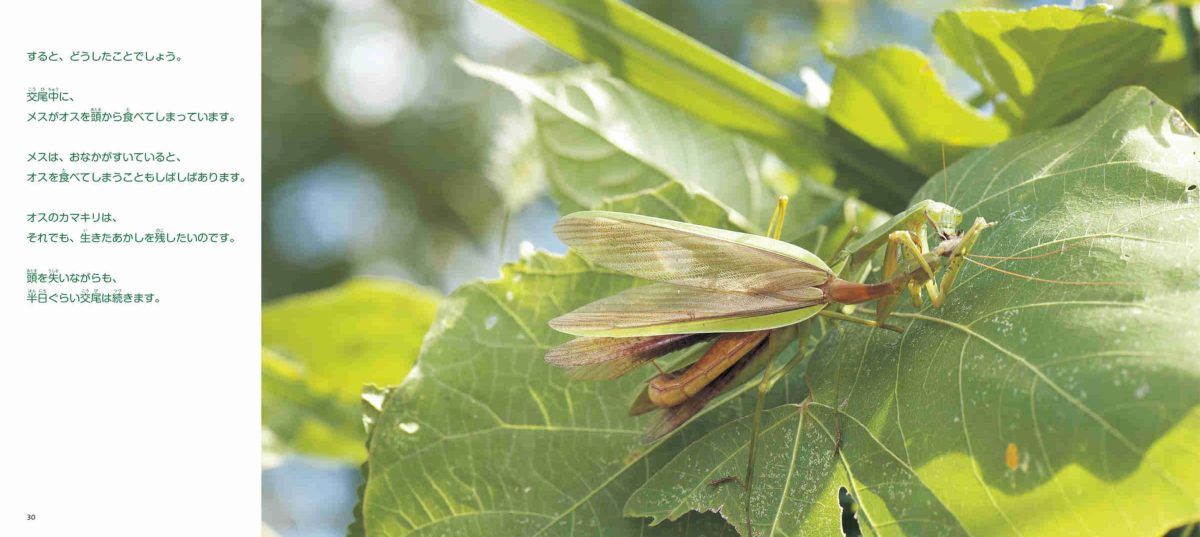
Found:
[545,334,709,381]
[549,282,824,337]
[555,211,832,299]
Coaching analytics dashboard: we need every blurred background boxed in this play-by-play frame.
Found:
[260,0,1169,535]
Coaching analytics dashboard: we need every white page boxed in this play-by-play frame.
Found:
[0,1,260,534]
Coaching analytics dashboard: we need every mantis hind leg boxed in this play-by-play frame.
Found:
[766,195,789,240]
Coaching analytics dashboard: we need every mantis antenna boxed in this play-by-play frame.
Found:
[942,144,949,202]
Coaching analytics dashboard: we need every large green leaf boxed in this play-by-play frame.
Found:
[826,45,1009,175]
[348,384,395,537]
[461,59,775,231]
[486,111,547,213]
[471,0,927,212]
[461,59,870,244]
[934,5,1164,133]
[626,87,1200,536]
[1133,9,1198,127]
[262,278,439,461]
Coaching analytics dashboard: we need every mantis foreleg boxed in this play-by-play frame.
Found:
[938,217,992,295]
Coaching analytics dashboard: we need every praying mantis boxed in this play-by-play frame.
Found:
[543,192,993,535]
[546,196,991,427]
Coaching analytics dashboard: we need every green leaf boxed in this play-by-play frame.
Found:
[462,59,776,231]
[469,0,824,145]
[263,347,362,461]
[626,404,845,535]
[471,0,926,212]
[1133,9,1199,126]
[486,111,547,213]
[627,87,1200,536]
[262,278,439,461]
[826,45,1009,175]
[462,59,874,246]
[1134,11,1187,63]
[934,5,1164,133]
[348,385,397,537]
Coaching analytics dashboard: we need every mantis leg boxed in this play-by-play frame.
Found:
[938,217,993,297]
[873,230,902,324]
[875,230,936,322]
[766,196,789,241]
[890,229,945,308]
[890,231,937,284]
[819,309,903,333]
[923,279,945,309]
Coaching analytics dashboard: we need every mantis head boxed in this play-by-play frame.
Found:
[934,216,993,259]
[924,201,963,240]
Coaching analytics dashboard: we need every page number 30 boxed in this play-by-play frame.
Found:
[26,514,36,521]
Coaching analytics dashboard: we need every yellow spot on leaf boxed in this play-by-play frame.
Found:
[1006,442,1019,471]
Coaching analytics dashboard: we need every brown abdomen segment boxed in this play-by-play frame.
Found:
[647,330,768,408]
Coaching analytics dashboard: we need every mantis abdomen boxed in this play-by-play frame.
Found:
[647,330,769,407]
